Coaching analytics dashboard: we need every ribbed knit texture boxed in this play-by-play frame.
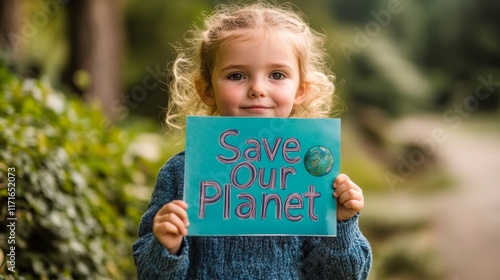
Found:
[133,152,372,279]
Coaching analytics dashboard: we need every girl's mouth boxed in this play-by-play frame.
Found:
[242,105,271,109]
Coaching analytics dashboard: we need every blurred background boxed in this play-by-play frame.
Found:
[0,0,499,279]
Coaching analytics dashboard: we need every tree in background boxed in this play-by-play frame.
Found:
[0,0,123,120]
[0,0,22,63]
[62,0,123,119]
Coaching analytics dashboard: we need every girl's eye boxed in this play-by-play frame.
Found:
[270,72,285,80]
[228,73,244,80]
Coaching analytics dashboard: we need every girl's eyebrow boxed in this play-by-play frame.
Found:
[219,63,293,72]
[268,63,294,71]
[219,64,246,72]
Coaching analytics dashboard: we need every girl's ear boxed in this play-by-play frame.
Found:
[195,76,215,106]
[293,80,310,105]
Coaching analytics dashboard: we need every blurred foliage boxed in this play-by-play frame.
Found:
[0,67,178,279]
[326,0,500,116]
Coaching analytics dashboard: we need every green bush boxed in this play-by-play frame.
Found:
[0,67,175,279]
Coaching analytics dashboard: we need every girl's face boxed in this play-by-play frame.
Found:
[203,35,306,117]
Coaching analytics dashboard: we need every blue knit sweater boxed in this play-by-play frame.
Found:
[132,152,372,279]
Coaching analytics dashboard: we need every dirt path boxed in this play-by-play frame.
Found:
[433,125,500,279]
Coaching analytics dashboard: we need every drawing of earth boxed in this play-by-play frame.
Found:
[303,146,334,177]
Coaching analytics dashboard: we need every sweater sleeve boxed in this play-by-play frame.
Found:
[301,214,372,280]
[132,153,190,279]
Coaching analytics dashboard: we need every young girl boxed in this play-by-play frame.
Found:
[133,2,372,279]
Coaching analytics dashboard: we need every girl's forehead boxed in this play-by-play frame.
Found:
[215,37,297,67]
[218,29,298,56]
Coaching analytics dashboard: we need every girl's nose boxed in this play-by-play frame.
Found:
[248,79,266,98]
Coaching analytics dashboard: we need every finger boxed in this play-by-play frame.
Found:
[333,174,350,189]
[158,200,188,215]
[167,213,189,235]
[340,198,364,212]
[335,188,363,205]
[158,202,189,226]
[171,200,188,210]
[155,213,188,235]
[169,200,189,225]
[154,211,185,224]
[155,219,188,236]
[333,180,361,198]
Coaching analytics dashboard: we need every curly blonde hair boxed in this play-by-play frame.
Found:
[166,2,337,131]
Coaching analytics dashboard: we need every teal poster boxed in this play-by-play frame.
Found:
[184,116,340,236]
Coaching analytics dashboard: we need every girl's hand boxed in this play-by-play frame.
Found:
[333,174,364,221]
[153,200,189,255]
